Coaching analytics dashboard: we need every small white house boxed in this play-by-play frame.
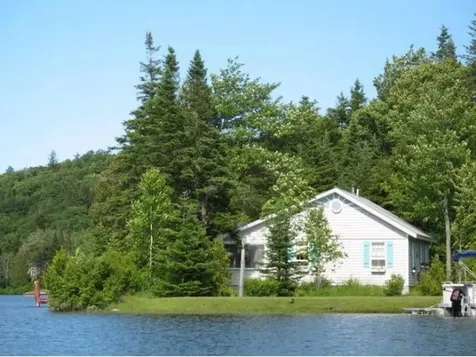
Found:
[225,187,435,294]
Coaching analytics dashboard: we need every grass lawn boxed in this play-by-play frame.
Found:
[0,285,33,295]
[108,295,441,315]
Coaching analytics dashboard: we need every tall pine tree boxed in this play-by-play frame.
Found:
[464,14,476,91]
[90,33,164,249]
[180,50,232,235]
[432,25,457,62]
[349,79,367,113]
[327,92,350,128]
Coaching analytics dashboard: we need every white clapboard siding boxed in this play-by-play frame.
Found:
[318,195,408,290]
[231,188,433,295]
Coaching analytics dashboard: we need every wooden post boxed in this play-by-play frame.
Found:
[238,239,246,297]
[34,280,40,307]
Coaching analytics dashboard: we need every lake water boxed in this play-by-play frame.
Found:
[1,295,476,355]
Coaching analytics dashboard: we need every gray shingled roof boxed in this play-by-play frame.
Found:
[334,188,432,240]
[238,187,433,242]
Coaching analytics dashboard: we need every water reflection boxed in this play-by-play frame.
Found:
[0,296,475,355]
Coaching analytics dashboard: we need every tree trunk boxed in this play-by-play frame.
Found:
[316,274,322,289]
[444,196,452,281]
[149,206,153,270]
[238,241,246,297]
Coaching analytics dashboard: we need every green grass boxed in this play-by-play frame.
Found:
[108,295,441,315]
[0,285,32,295]
[295,284,385,297]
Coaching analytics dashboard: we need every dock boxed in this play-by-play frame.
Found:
[23,280,48,307]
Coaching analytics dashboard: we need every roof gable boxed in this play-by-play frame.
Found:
[237,187,434,242]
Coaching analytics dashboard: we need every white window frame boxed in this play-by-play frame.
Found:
[370,241,386,272]
[290,242,311,272]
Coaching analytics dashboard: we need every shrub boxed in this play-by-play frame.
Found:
[44,248,142,311]
[295,279,332,296]
[295,278,384,296]
[414,255,445,296]
[244,278,279,296]
[276,280,296,297]
[383,274,405,296]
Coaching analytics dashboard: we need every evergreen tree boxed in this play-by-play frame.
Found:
[116,32,162,177]
[349,79,367,112]
[432,25,457,62]
[136,32,161,103]
[327,92,350,128]
[259,210,301,296]
[5,166,13,174]
[154,197,230,297]
[259,171,315,296]
[180,50,231,235]
[48,150,58,168]
[90,33,163,250]
[464,14,476,91]
[145,46,189,195]
[465,13,476,65]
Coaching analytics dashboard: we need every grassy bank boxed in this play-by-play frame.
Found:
[108,295,440,315]
[0,285,31,295]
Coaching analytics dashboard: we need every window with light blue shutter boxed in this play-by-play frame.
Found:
[363,242,370,268]
[309,242,318,268]
[287,245,294,261]
[386,241,394,268]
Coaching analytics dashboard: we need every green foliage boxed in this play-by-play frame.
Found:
[383,274,405,296]
[152,223,231,297]
[373,45,431,102]
[44,248,142,311]
[349,79,367,112]
[135,174,231,298]
[7,22,476,310]
[0,151,110,288]
[126,168,175,271]
[295,278,385,297]
[303,207,346,285]
[244,278,279,296]
[259,210,300,296]
[414,256,446,296]
[432,25,457,62]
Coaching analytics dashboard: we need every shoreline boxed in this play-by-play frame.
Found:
[106,295,441,315]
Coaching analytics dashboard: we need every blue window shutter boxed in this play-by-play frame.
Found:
[287,245,294,261]
[309,242,317,267]
[387,241,394,268]
[363,241,370,269]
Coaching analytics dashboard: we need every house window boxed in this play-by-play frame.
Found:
[246,244,265,268]
[224,243,265,268]
[371,242,386,270]
[225,243,240,268]
[421,242,429,264]
[330,199,343,214]
[294,246,309,267]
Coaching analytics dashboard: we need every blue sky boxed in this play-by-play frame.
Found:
[1,0,473,171]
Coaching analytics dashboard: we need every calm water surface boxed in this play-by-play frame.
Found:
[1,295,476,355]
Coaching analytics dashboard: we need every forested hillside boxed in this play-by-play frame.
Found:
[0,150,111,288]
[2,17,476,307]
